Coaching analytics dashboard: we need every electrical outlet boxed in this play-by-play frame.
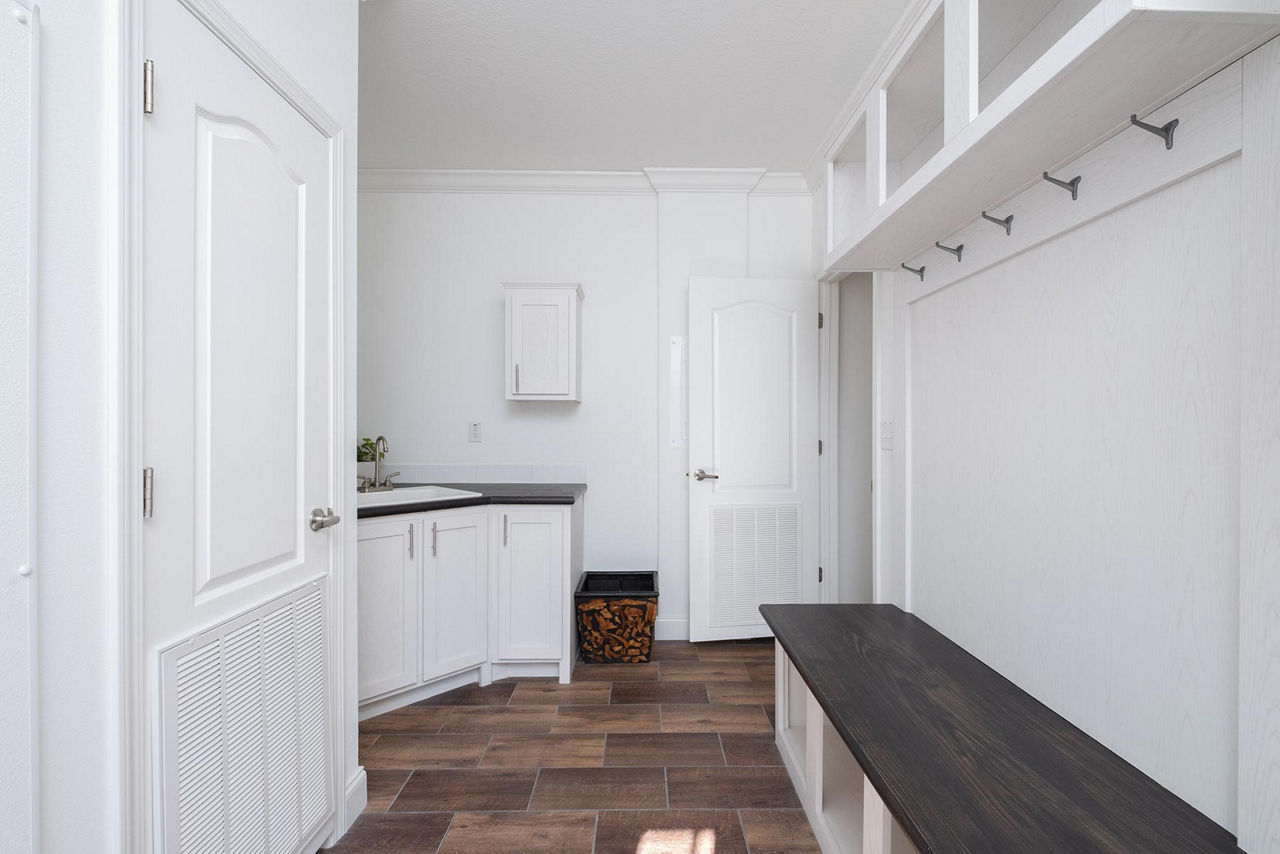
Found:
[880,421,894,451]
[468,422,482,443]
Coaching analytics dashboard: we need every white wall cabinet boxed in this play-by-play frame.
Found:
[358,503,574,710]
[422,509,489,682]
[494,508,566,663]
[505,283,583,401]
[357,516,420,700]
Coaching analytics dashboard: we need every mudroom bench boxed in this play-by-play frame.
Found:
[760,604,1238,854]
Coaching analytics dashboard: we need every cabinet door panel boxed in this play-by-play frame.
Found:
[511,290,571,396]
[358,517,420,700]
[496,509,565,660]
[424,510,489,680]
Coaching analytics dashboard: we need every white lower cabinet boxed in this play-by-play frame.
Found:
[422,509,488,681]
[494,508,565,662]
[358,503,573,708]
[357,515,419,700]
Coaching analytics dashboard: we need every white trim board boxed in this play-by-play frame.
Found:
[358,168,811,197]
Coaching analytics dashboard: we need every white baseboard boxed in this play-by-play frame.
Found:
[655,617,689,640]
[338,767,366,839]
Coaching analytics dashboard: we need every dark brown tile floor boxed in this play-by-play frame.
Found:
[329,639,821,853]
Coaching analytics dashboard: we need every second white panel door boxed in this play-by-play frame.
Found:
[688,277,821,642]
[423,509,489,680]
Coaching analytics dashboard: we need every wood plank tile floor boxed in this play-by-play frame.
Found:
[329,639,821,853]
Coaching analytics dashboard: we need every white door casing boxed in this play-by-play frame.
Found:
[1,3,37,851]
[688,277,821,642]
[141,0,341,849]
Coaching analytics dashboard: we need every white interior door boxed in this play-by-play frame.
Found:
[142,2,339,850]
[689,277,820,642]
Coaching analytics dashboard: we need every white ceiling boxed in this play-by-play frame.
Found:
[358,0,913,172]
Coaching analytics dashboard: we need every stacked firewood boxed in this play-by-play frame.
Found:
[576,596,658,663]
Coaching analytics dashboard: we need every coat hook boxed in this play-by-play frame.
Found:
[1130,113,1178,150]
[935,241,964,262]
[901,263,925,282]
[1042,171,1081,201]
[981,211,1014,236]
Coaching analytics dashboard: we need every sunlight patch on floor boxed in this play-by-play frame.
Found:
[635,827,717,854]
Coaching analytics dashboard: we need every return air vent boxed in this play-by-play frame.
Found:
[160,583,331,853]
[709,505,801,627]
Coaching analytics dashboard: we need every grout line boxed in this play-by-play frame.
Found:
[386,770,415,814]
[718,732,729,766]
[664,766,670,809]
[526,767,541,811]
[476,733,495,767]
[738,808,753,854]
[434,812,456,854]
[591,810,599,854]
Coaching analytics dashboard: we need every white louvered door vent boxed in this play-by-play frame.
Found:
[709,505,801,627]
[161,583,331,854]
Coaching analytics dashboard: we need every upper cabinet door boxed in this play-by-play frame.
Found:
[505,284,583,401]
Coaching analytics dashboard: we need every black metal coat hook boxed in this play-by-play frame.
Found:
[1130,113,1178,150]
[1043,171,1081,201]
[901,263,925,282]
[935,241,964,262]
[981,211,1014,235]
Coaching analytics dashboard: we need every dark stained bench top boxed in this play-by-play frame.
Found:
[760,604,1238,853]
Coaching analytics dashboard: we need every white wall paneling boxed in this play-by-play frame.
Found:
[1,3,37,850]
[1238,34,1280,853]
[872,58,1255,832]
[358,171,812,641]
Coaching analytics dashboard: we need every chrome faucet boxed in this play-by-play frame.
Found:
[358,436,399,493]
[373,435,388,488]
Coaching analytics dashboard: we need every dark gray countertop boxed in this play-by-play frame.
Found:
[356,482,586,519]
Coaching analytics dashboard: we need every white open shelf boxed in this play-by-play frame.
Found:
[823,0,1280,274]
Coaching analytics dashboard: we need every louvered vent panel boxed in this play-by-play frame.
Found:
[709,505,801,627]
[162,583,332,854]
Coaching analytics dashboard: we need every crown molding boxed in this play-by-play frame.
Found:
[358,168,656,195]
[642,167,767,193]
[360,167,814,197]
[802,0,938,188]
[750,172,812,196]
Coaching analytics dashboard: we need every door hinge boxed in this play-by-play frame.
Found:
[818,440,824,456]
[818,566,824,583]
[142,467,154,518]
[143,60,154,114]
[818,312,824,330]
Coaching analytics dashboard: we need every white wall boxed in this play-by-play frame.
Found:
[358,178,812,639]
[838,274,873,603]
[33,1,359,850]
[358,191,661,576]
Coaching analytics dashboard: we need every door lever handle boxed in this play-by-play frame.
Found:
[308,507,341,531]
[693,469,719,481]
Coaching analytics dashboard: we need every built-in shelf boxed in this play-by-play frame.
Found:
[823,0,1280,275]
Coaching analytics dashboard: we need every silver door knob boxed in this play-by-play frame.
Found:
[693,469,720,481]
[309,507,341,531]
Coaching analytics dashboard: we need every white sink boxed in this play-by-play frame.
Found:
[357,485,482,508]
